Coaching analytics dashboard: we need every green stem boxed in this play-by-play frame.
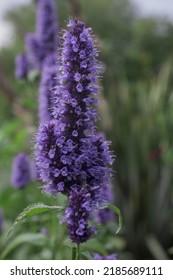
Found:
[72,247,77,260]
[72,244,80,260]
[76,244,80,260]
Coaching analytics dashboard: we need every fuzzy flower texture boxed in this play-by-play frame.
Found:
[35,19,114,243]
[63,187,96,243]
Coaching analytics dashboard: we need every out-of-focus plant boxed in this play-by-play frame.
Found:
[108,61,173,259]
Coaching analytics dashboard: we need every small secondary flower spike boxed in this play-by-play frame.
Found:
[26,0,58,69]
[63,186,96,243]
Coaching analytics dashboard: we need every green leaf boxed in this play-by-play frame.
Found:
[7,203,64,238]
[1,233,47,259]
[108,204,123,234]
[97,201,123,234]
[82,239,106,255]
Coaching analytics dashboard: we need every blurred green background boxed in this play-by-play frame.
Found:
[0,0,173,260]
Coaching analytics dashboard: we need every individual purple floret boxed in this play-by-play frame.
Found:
[93,253,117,260]
[35,19,114,198]
[38,53,57,123]
[62,186,95,243]
[94,182,115,224]
[0,208,4,234]
[26,0,58,69]
[11,153,31,189]
[15,53,29,79]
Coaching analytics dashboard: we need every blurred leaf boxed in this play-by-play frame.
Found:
[82,239,106,255]
[81,251,93,260]
[168,247,173,255]
[1,233,47,259]
[63,238,74,248]
[146,235,169,260]
[105,236,126,250]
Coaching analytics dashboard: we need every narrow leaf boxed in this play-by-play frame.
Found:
[7,203,64,238]
[108,204,123,234]
[146,235,169,260]
[96,201,123,234]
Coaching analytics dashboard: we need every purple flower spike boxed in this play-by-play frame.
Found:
[26,0,58,70]
[93,253,117,260]
[39,53,57,123]
[15,53,29,79]
[11,153,31,189]
[34,18,115,245]
[35,19,114,198]
[0,208,4,234]
[63,186,95,243]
